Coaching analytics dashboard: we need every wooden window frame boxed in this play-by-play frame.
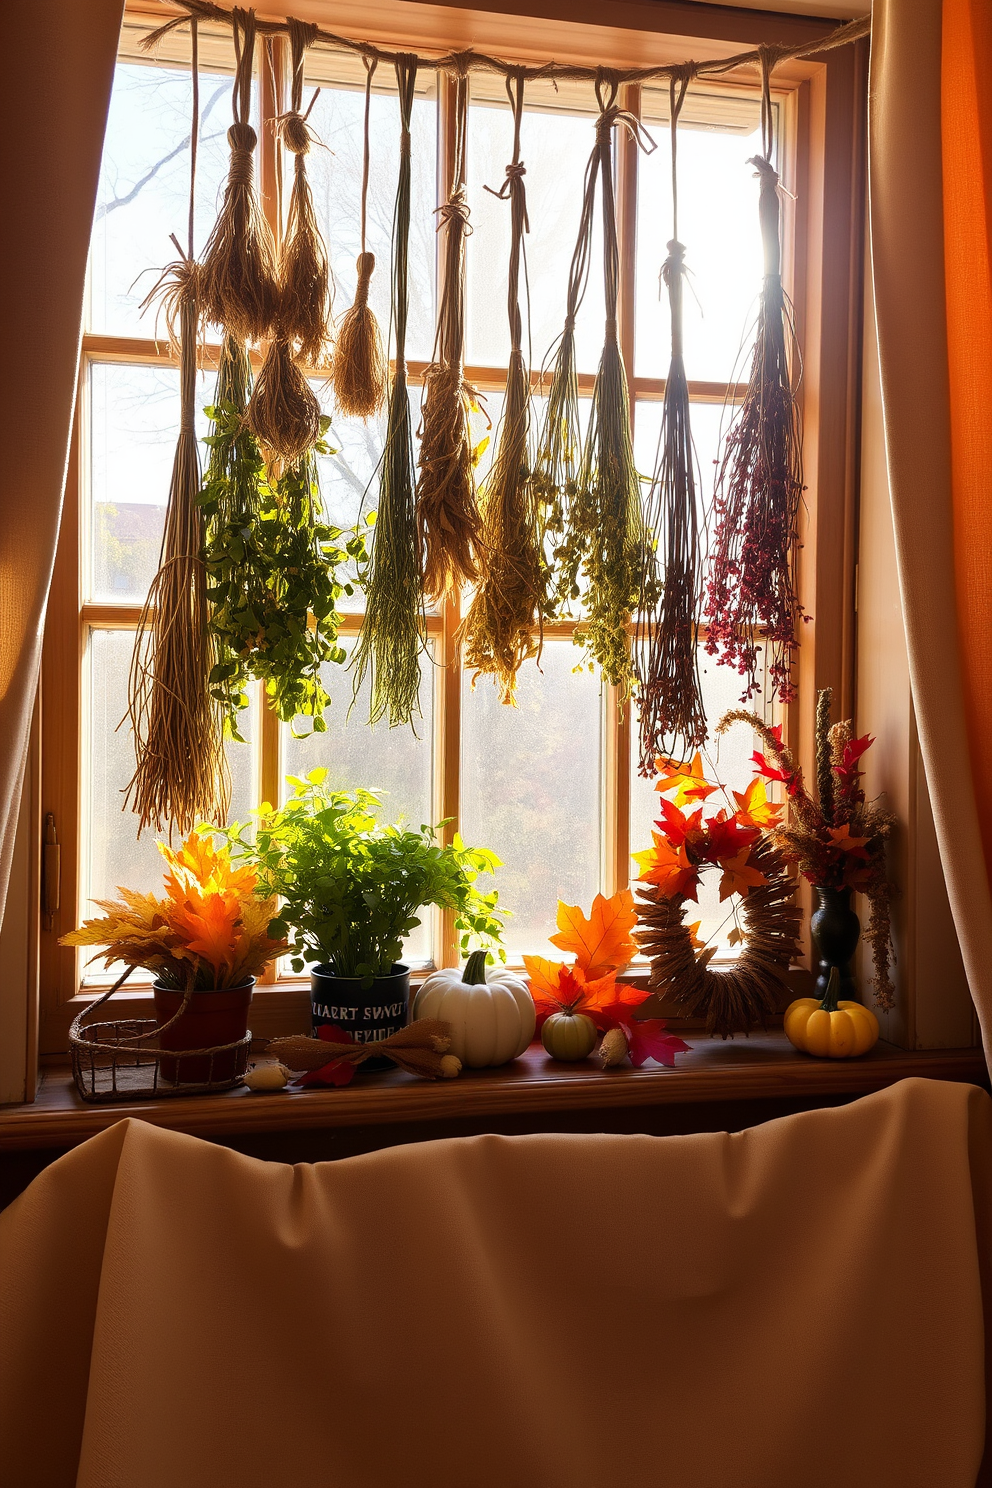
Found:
[38,0,867,1056]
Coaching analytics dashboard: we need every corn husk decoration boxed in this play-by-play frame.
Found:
[247,17,325,464]
[351,55,426,727]
[127,25,229,834]
[703,47,805,703]
[635,70,707,769]
[542,72,656,695]
[199,7,279,346]
[331,59,388,419]
[416,71,484,603]
[462,70,548,702]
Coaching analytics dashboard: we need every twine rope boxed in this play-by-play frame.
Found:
[360,56,377,253]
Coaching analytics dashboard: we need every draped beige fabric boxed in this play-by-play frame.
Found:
[0,0,124,926]
[2,1078,991,1487]
[869,0,992,1052]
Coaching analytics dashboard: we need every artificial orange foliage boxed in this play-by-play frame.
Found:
[548,889,639,978]
[61,833,285,990]
[653,751,718,808]
[732,778,783,829]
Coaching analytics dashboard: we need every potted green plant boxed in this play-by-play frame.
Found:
[220,770,505,1066]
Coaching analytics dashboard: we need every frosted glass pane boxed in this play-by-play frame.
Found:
[87,362,211,604]
[634,109,766,383]
[630,655,770,957]
[304,78,437,365]
[466,90,606,376]
[83,628,256,980]
[281,640,436,966]
[461,644,603,960]
[89,61,241,336]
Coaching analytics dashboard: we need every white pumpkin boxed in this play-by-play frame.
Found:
[413,951,535,1067]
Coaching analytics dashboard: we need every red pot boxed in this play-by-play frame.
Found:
[152,980,254,1084]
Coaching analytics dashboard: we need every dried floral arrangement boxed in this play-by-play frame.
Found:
[632,752,802,1036]
[60,834,285,990]
[718,689,896,1008]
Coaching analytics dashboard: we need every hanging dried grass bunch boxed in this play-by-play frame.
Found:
[635,72,707,768]
[274,18,332,365]
[247,336,322,462]
[127,253,230,835]
[351,56,426,727]
[462,72,548,701]
[416,71,483,604]
[331,60,388,419]
[199,7,279,345]
[704,48,805,703]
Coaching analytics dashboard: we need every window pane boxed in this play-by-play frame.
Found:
[630,653,771,957]
[83,627,256,982]
[466,78,606,375]
[632,396,726,536]
[461,643,603,961]
[87,362,212,604]
[635,90,765,383]
[89,55,239,336]
[281,639,436,967]
[303,59,437,365]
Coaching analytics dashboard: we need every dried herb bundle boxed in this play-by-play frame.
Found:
[704,51,805,702]
[246,334,322,462]
[199,7,279,345]
[351,56,426,727]
[416,72,483,603]
[331,60,387,419]
[543,74,655,695]
[201,338,362,732]
[635,72,707,767]
[275,18,333,365]
[462,72,548,701]
[127,257,230,834]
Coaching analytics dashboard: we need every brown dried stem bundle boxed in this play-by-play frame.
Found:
[274,17,332,364]
[126,257,230,835]
[416,72,483,603]
[634,836,802,1037]
[351,56,426,727]
[704,50,805,703]
[330,60,387,418]
[246,335,322,462]
[462,72,548,701]
[635,72,706,768]
[199,7,279,344]
[269,1020,458,1079]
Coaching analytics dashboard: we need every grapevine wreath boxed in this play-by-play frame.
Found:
[633,754,802,1038]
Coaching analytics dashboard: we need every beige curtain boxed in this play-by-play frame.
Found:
[869,0,992,1054]
[0,0,124,928]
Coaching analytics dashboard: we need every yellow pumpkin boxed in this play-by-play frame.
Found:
[542,1010,597,1062]
[784,969,879,1059]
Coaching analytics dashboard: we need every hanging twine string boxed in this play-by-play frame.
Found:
[462,68,549,703]
[552,70,656,697]
[635,64,708,767]
[199,5,280,344]
[703,45,806,703]
[330,56,388,418]
[416,69,485,604]
[351,54,427,727]
[127,18,230,834]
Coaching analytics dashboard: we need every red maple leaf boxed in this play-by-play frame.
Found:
[610,1011,691,1067]
[702,813,760,865]
[298,1024,358,1088]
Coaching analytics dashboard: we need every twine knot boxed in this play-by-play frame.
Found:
[228,120,257,171]
[277,110,312,155]
[400,125,412,159]
[435,188,471,233]
[354,250,375,303]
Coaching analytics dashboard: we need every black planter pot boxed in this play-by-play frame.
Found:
[310,963,410,1072]
[810,887,861,1001]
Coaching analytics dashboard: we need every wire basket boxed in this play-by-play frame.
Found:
[69,974,252,1103]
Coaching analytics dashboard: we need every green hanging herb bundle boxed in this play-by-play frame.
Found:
[634,70,707,768]
[351,55,426,727]
[462,70,549,702]
[540,73,656,695]
[200,338,364,733]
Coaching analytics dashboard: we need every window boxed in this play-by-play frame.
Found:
[41,3,857,1052]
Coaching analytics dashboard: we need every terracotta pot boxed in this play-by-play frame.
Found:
[153,979,254,1083]
[310,964,409,1073]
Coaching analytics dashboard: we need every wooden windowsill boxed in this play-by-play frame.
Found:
[1,1038,985,1152]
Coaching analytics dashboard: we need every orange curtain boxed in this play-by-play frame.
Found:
[870,0,992,1053]
[0,0,124,928]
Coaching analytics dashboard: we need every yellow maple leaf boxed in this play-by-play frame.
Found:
[653,752,718,808]
[732,778,783,829]
[718,849,767,902]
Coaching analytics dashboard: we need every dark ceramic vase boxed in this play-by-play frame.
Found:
[810,887,861,1001]
[310,963,410,1072]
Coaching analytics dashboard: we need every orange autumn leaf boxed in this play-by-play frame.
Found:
[521,959,621,1017]
[718,849,767,902]
[521,955,568,1006]
[732,778,783,830]
[633,835,700,901]
[827,823,870,858]
[654,751,718,808]
[548,889,638,978]
[167,893,240,978]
